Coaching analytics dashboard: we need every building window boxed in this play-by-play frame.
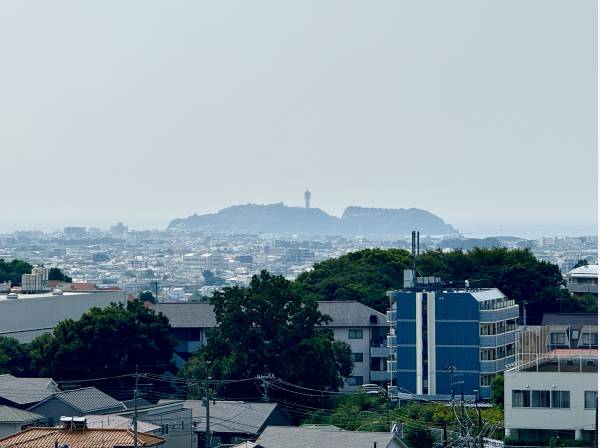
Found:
[496,321,505,334]
[480,323,496,335]
[512,390,530,408]
[531,390,550,408]
[352,352,364,363]
[581,332,598,346]
[551,391,570,408]
[480,374,493,387]
[347,376,363,386]
[496,346,505,359]
[348,329,363,339]
[480,348,496,361]
[585,391,597,409]
[506,319,516,332]
[550,332,566,345]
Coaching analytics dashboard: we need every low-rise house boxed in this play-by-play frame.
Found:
[504,349,598,444]
[565,264,598,297]
[0,407,43,438]
[158,400,288,448]
[255,426,406,448]
[542,313,597,350]
[117,400,196,448]
[0,375,57,409]
[27,387,126,426]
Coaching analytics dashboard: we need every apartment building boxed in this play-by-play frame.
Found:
[565,264,598,297]
[387,286,519,399]
[504,349,598,444]
[153,300,388,391]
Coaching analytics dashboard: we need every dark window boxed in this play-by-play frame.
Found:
[352,352,364,363]
[347,376,363,386]
[551,391,570,408]
[512,390,530,408]
[531,390,550,408]
[585,391,597,409]
[348,329,363,339]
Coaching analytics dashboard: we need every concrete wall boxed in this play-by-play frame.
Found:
[504,370,597,438]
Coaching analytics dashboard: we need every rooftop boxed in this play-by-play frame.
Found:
[159,400,280,435]
[510,349,598,373]
[0,406,42,423]
[0,427,164,448]
[542,313,598,327]
[255,426,401,448]
[33,387,126,414]
[0,375,54,406]
[567,265,598,278]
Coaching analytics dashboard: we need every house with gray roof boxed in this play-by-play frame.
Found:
[0,406,43,438]
[0,375,56,409]
[255,426,406,448]
[27,387,126,426]
[158,400,288,448]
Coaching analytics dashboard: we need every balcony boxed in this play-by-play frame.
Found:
[386,310,396,323]
[370,370,389,382]
[387,360,397,373]
[386,334,397,348]
[371,346,391,358]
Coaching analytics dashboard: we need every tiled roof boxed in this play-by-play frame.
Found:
[0,375,53,406]
[542,313,598,326]
[165,400,279,435]
[48,387,125,413]
[153,303,217,328]
[317,301,387,327]
[256,426,399,448]
[0,427,164,448]
[0,406,42,423]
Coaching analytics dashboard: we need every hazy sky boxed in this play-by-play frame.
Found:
[0,1,597,237]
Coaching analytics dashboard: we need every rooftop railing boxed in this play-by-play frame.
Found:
[510,352,598,373]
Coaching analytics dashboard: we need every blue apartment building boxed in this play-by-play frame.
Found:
[387,287,519,399]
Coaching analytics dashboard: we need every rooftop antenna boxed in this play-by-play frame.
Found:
[411,230,420,289]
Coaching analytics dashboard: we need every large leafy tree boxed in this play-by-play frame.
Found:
[180,271,353,400]
[0,259,33,285]
[29,300,175,381]
[0,336,31,376]
[294,248,412,312]
[295,247,581,324]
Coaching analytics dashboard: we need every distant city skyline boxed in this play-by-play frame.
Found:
[0,1,596,238]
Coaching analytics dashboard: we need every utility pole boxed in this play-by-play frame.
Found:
[204,363,212,448]
[133,366,139,448]
[259,374,273,402]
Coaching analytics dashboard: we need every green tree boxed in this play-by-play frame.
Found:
[490,374,504,408]
[138,290,156,304]
[48,267,72,283]
[404,427,435,448]
[0,259,33,285]
[180,271,353,401]
[573,259,589,269]
[0,337,31,376]
[294,249,412,312]
[29,300,175,381]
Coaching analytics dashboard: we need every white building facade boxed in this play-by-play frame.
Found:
[504,350,597,444]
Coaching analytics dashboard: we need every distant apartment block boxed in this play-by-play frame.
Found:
[63,227,87,237]
[20,266,49,293]
[153,300,388,391]
[388,281,519,399]
[565,264,598,297]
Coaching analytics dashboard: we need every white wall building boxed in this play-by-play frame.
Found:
[504,349,598,444]
[0,290,126,342]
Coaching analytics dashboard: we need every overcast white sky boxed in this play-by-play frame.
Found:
[0,1,596,237]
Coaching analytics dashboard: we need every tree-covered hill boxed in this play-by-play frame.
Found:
[294,247,595,323]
